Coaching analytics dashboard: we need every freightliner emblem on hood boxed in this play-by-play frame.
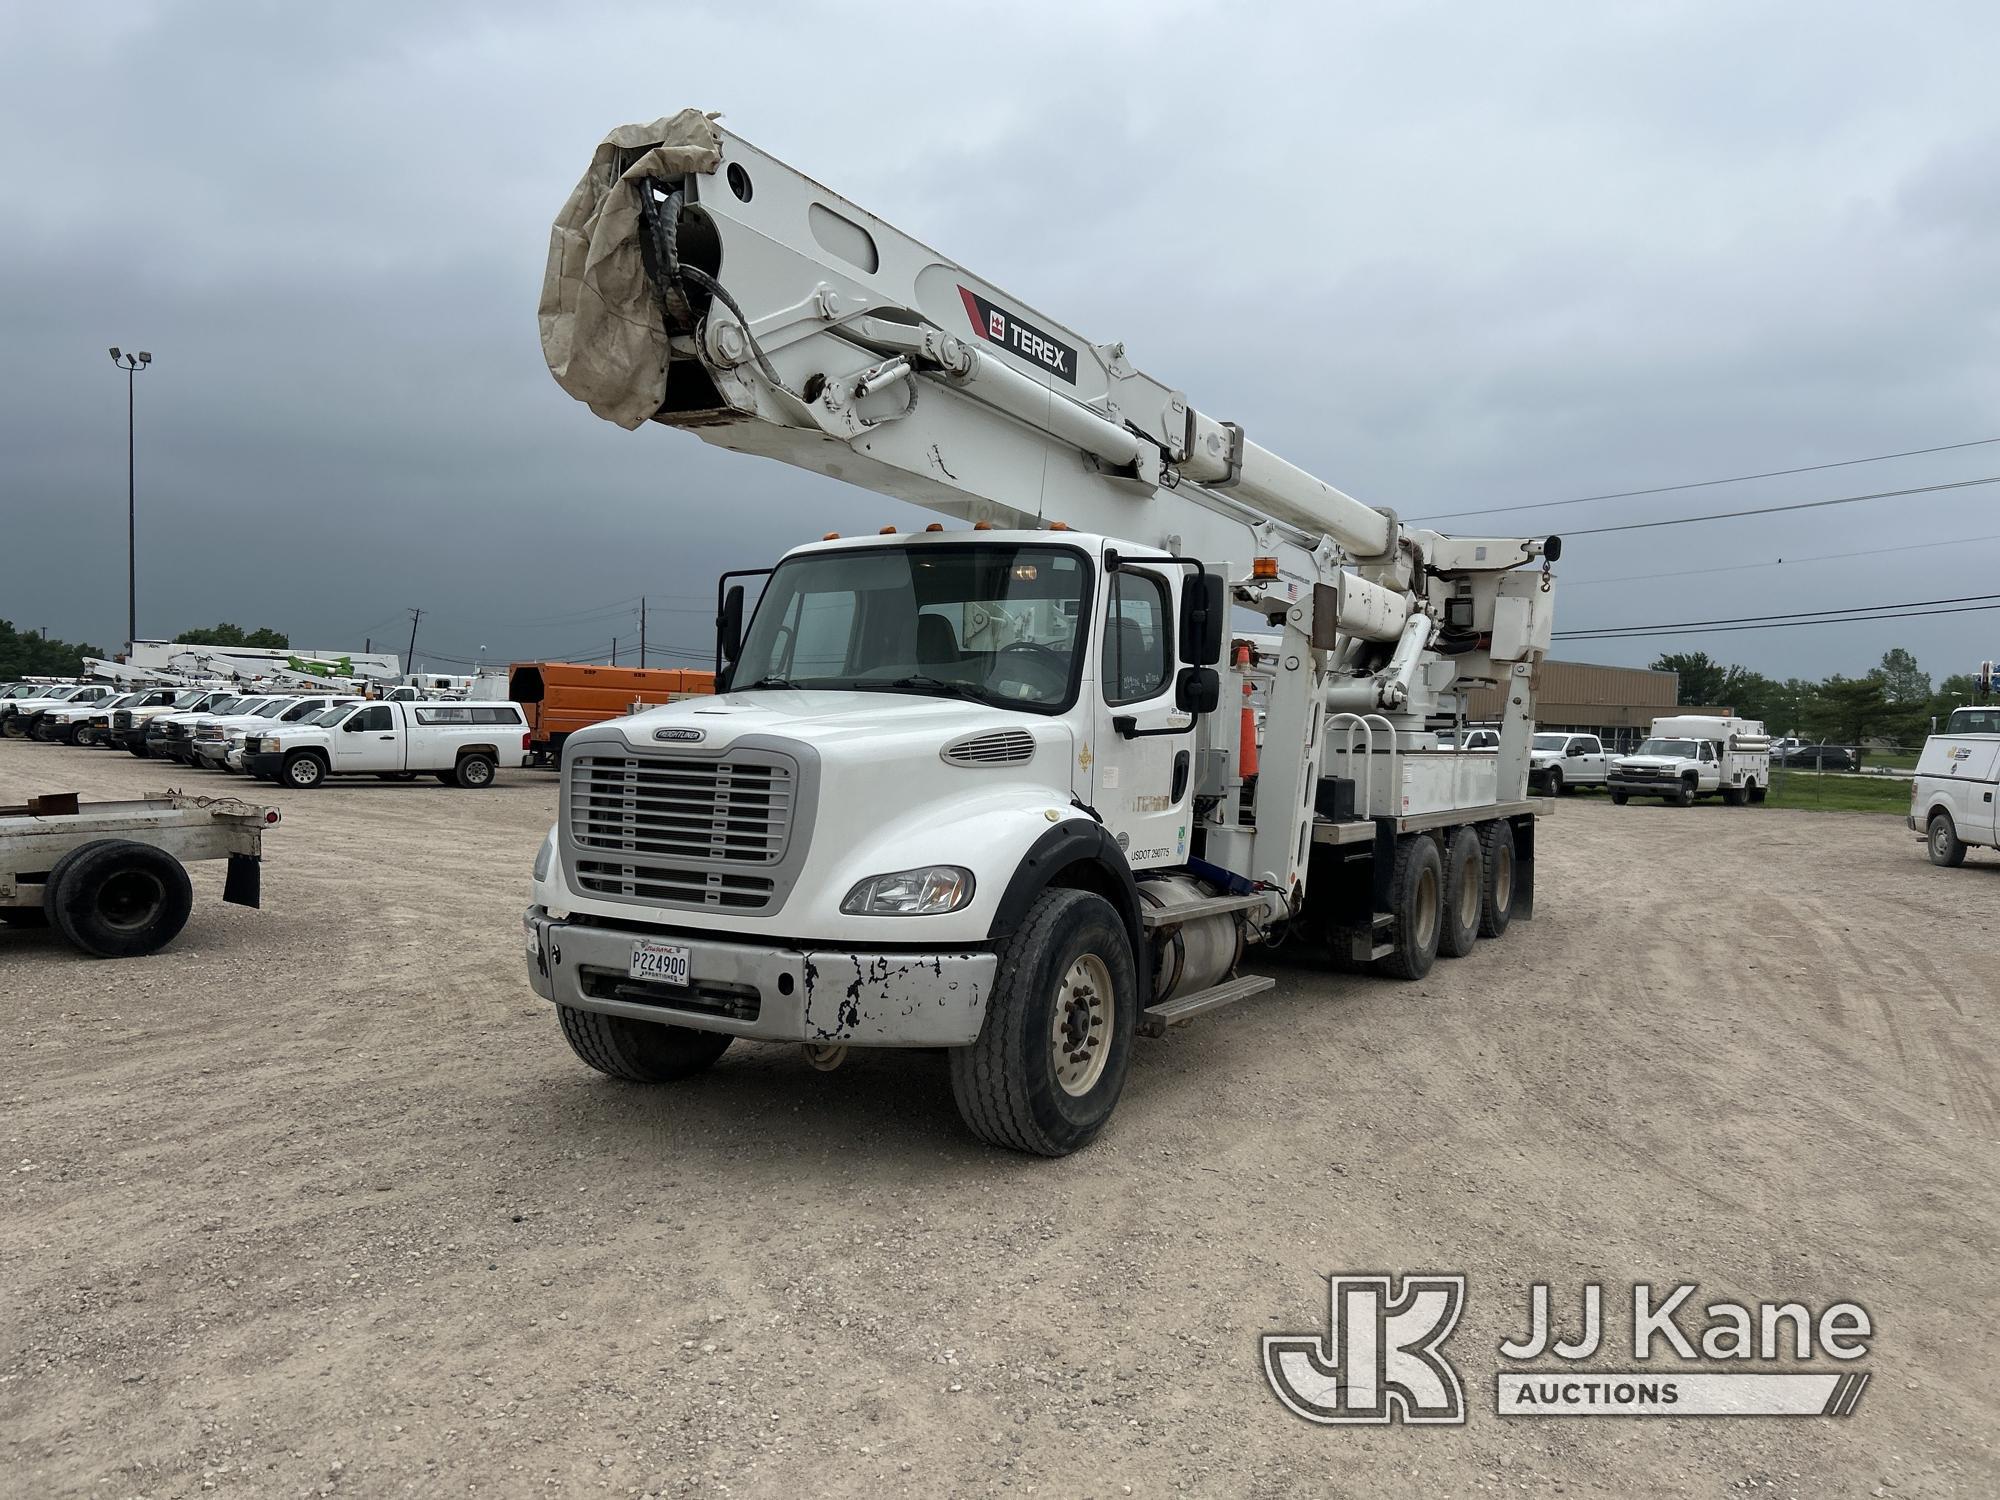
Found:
[652,727,706,743]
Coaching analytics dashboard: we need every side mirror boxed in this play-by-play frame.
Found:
[717,583,745,669]
[1178,574,1225,666]
[342,717,364,733]
[1175,666,1221,715]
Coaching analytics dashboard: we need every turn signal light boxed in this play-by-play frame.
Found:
[1252,556,1279,580]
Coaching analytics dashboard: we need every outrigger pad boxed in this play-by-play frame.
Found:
[223,854,261,909]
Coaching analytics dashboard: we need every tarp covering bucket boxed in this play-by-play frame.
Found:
[538,110,723,429]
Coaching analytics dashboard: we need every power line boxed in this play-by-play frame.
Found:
[1413,434,2000,523]
[1562,475,2000,538]
[1562,530,2000,589]
[1556,593,2000,641]
[1555,601,2000,641]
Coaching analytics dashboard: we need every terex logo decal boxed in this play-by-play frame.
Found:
[957,285,1078,384]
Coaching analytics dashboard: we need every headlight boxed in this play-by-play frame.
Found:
[840,866,975,916]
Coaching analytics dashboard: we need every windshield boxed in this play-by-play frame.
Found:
[203,697,245,715]
[255,699,294,717]
[732,543,1089,711]
[171,691,209,707]
[1532,734,1569,751]
[1636,738,1698,757]
[279,700,330,722]
[307,704,356,726]
[1946,707,1999,734]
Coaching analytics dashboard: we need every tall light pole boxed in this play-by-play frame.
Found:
[108,348,153,656]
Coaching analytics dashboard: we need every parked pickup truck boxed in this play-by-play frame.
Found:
[242,699,530,788]
[1609,714,1771,807]
[5,683,115,738]
[1910,729,1998,866]
[1528,731,1610,795]
[36,690,141,745]
[191,695,358,772]
[108,689,234,756]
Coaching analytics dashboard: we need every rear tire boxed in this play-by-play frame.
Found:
[43,839,193,958]
[1438,827,1482,959]
[556,1006,733,1081]
[1928,812,1968,868]
[949,887,1137,1156]
[1720,785,1743,806]
[1746,780,1766,805]
[1477,821,1517,939]
[454,753,496,789]
[1375,834,1444,980]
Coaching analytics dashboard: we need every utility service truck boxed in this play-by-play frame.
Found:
[1910,720,1999,866]
[1609,715,1770,807]
[525,112,1562,1155]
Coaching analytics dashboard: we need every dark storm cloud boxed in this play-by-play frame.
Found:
[3,1,1997,681]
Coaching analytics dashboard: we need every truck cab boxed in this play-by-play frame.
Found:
[243,699,530,788]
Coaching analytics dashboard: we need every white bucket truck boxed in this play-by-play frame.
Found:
[522,112,1564,1154]
[1610,715,1770,807]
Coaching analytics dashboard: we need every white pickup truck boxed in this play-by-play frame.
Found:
[1609,714,1771,807]
[1910,711,1998,866]
[241,699,530,788]
[1528,731,1611,795]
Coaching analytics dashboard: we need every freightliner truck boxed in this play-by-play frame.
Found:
[525,111,1563,1154]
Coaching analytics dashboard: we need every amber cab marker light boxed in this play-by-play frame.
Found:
[822,531,841,540]
[879,525,898,534]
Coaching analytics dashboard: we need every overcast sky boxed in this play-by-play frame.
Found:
[4,2,1997,684]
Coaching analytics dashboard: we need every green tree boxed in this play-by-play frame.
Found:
[1651,651,1766,712]
[174,623,290,649]
[1875,647,1931,708]
[0,619,106,679]
[1800,675,1893,744]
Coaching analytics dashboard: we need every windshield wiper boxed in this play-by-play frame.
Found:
[735,676,804,691]
[874,675,1001,706]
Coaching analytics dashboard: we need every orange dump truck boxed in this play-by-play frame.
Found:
[508,662,714,764]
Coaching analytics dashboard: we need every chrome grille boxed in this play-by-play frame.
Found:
[567,751,797,912]
[113,710,133,730]
[942,728,1035,766]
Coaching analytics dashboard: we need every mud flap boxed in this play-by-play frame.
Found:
[1512,815,1535,921]
[223,854,262,909]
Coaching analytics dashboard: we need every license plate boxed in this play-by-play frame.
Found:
[629,940,690,986]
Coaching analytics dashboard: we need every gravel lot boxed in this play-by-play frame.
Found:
[3,740,1995,1498]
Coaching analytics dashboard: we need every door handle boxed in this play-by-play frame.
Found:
[1111,714,1195,739]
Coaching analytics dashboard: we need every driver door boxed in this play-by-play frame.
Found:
[1092,567,1193,870]
[332,704,402,772]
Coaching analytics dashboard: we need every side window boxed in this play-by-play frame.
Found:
[1699,742,1715,762]
[1578,737,1601,755]
[353,705,392,732]
[1102,571,1171,706]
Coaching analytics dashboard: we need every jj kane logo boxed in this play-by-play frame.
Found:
[956,286,1078,384]
[1265,1276,1873,1424]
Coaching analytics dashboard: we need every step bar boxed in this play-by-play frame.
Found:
[1139,973,1277,1036]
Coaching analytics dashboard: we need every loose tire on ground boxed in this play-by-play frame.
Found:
[282,752,326,789]
[1375,834,1444,980]
[1477,820,1518,939]
[949,886,1137,1157]
[42,839,194,958]
[556,1005,734,1081]
[454,753,496,789]
[1438,826,1482,959]
[1927,812,1968,868]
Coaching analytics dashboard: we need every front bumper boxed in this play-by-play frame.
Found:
[243,751,283,779]
[523,906,998,1048]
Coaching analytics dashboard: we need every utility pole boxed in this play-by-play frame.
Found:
[107,348,153,655]
[610,636,618,665]
[639,598,647,669]
[405,608,423,676]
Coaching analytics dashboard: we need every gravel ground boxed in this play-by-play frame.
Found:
[2,740,1995,1499]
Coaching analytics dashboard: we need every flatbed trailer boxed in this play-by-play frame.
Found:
[0,792,278,957]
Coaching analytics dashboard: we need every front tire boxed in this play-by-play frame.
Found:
[1674,778,1696,807]
[1928,812,1968,868]
[949,887,1137,1157]
[556,1005,733,1081]
[282,752,326,788]
[1438,827,1482,959]
[1544,767,1564,798]
[1610,790,1629,806]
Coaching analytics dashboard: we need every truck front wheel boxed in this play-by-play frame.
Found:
[282,752,326,788]
[1927,812,1967,868]
[1674,777,1697,807]
[950,887,1137,1157]
[1610,790,1629,806]
[556,1006,733,1081]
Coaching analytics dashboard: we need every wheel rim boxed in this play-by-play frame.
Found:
[1932,820,1951,858]
[1457,855,1480,929]
[97,869,166,931]
[1413,865,1439,948]
[1494,845,1514,910]
[289,760,317,785]
[1548,772,1561,794]
[1051,953,1113,1097]
[465,761,491,784]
